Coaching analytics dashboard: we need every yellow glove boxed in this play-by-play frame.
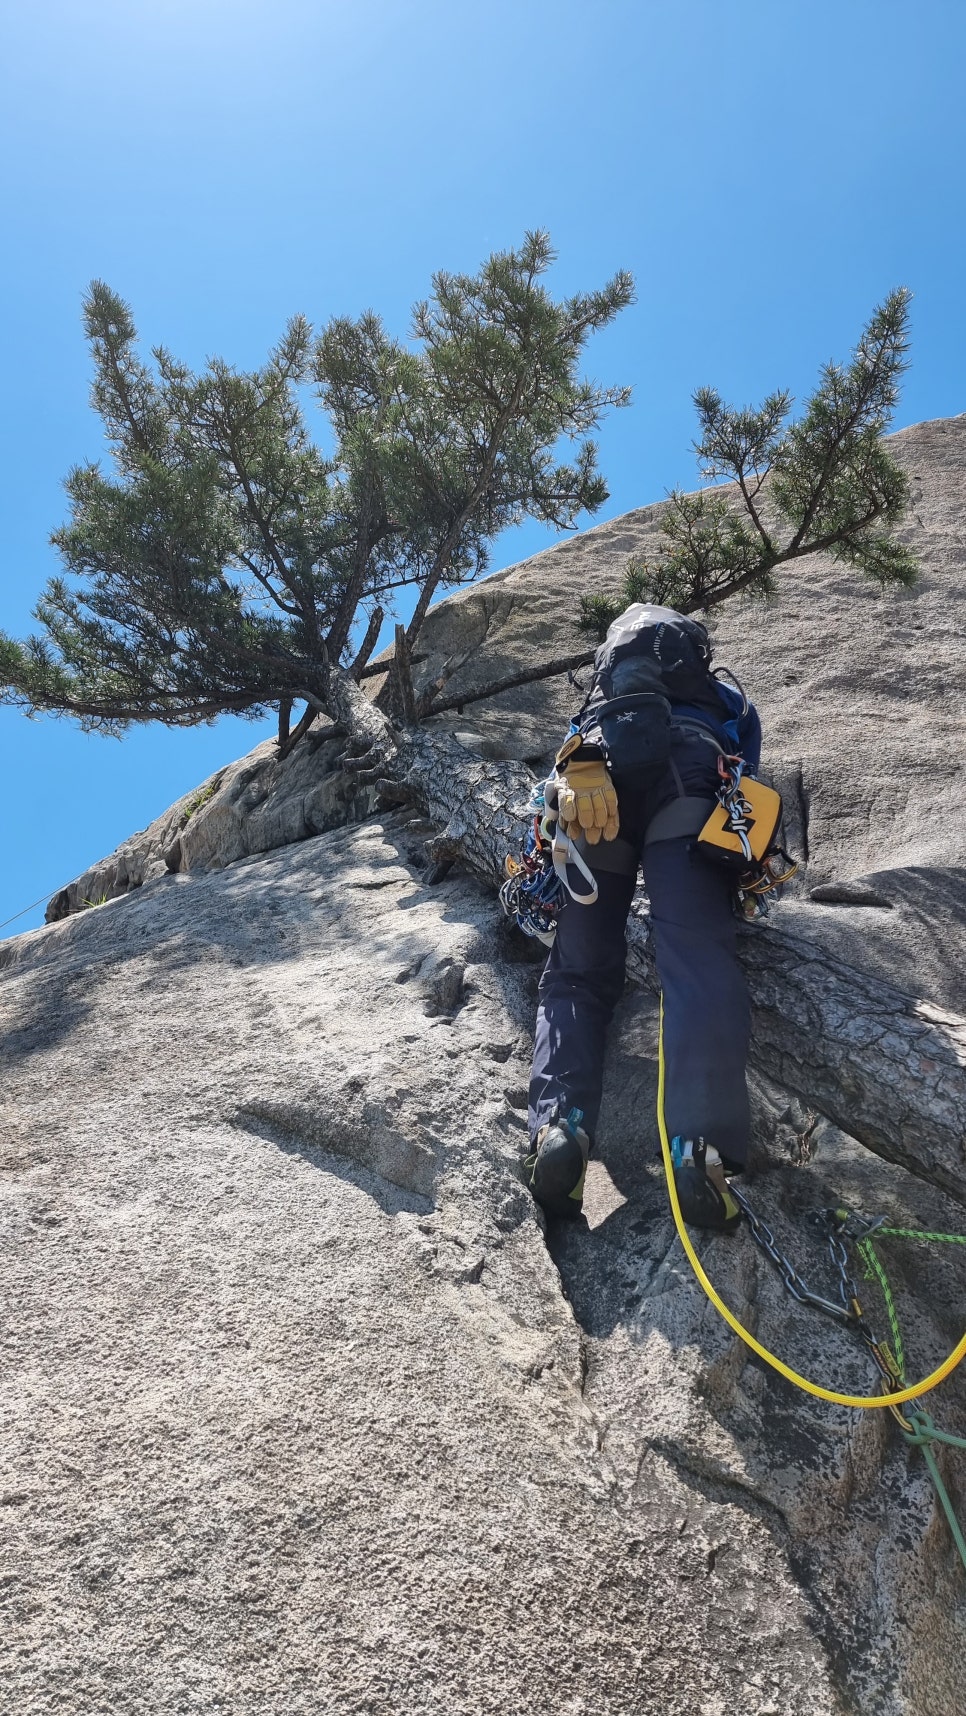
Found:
[554,743,619,845]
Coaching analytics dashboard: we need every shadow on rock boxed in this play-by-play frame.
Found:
[0,961,101,1064]
[231,1096,435,1212]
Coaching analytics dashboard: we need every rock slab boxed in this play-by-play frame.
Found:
[3,817,966,1714]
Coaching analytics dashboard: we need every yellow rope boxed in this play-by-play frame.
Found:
[657,1002,966,1409]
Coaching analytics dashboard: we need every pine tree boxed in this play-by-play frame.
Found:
[579,289,917,640]
[0,234,634,747]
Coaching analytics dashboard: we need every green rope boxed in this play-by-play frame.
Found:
[919,1446,966,1571]
[902,1412,966,1453]
[875,1228,966,1245]
[850,1232,966,1574]
[900,1415,966,1575]
[858,1237,906,1380]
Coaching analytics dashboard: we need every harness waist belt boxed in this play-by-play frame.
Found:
[571,833,638,876]
[644,794,717,846]
[571,795,717,871]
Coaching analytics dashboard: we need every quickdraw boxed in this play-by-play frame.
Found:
[734,848,800,921]
[499,785,563,946]
[500,780,599,945]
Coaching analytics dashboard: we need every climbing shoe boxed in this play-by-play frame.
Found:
[526,1105,591,1220]
[671,1136,742,1235]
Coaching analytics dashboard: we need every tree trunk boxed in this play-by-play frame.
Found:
[326,660,400,758]
[418,649,595,718]
[388,623,418,724]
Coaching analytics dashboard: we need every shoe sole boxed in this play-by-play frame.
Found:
[673,1165,741,1234]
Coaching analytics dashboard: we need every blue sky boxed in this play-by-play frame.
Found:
[2,0,964,936]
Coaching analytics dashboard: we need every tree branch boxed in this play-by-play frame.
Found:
[418,649,593,718]
[735,470,775,553]
[349,606,384,679]
[391,622,418,724]
[788,327,896,552]
[213,405,324,650]
[277,699,320,759]
[236,551,301,616]
[99,334,157,459]
[405,372,528,646]
[325,495,392,663]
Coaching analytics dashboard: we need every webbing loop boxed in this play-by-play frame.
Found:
[551,827,599,906]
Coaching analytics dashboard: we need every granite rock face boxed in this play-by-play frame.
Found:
[5,816,966,1715]
[44,725,378,922]
[4,416,966,1713]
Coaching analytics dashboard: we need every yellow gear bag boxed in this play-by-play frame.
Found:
[697,774,783,868]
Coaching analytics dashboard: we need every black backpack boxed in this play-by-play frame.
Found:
[575,603,719,793]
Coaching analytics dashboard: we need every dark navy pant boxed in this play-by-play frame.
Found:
[528,755,751,1171]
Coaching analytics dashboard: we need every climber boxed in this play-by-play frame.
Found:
[526,603,762,1234]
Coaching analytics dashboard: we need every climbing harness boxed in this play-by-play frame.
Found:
[656,1003,966,1411]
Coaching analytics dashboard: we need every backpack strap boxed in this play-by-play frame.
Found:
[671,716,730,756]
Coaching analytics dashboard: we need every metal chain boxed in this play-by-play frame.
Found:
[825,1226,905,1397]
[730,1187,854,1324]
[732,1189,966,1572]
[734,1191,909,1409]
[823,1212,917,1396]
